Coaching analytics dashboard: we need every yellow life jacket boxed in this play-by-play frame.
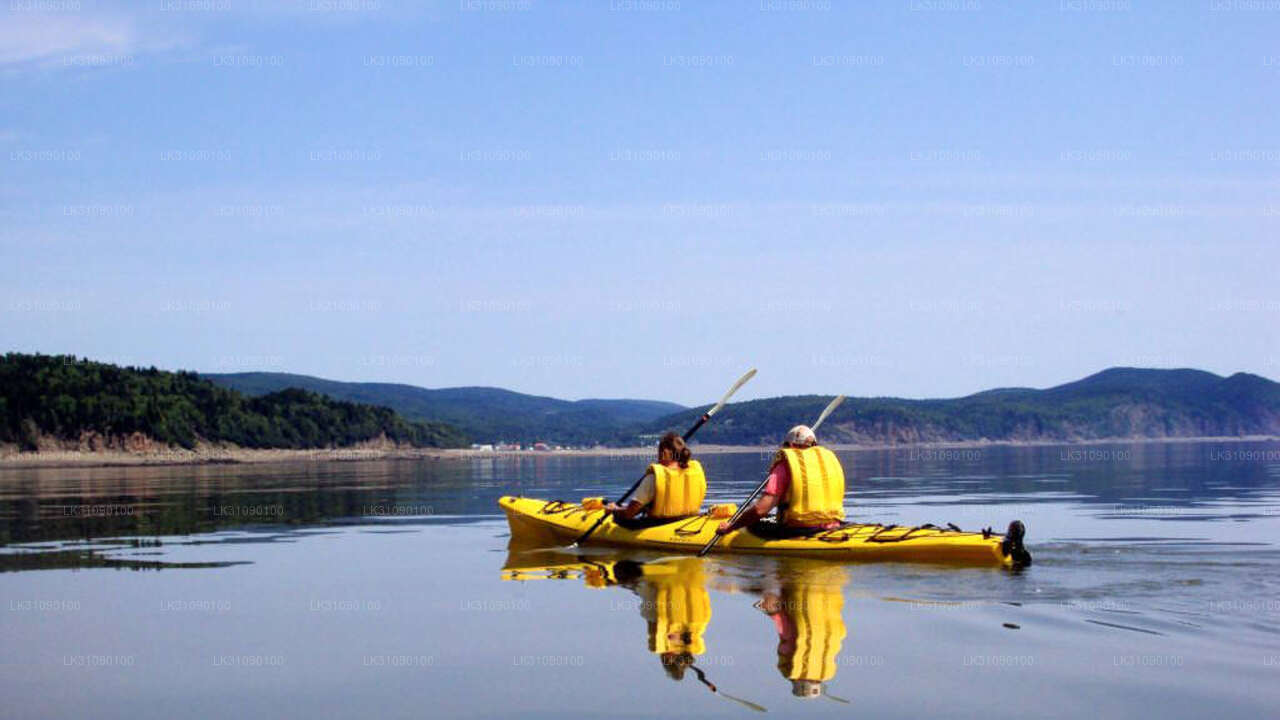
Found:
[776,446,846,526]
[778,584,846,682]
[644,560,711,655]
[648,460,707,518]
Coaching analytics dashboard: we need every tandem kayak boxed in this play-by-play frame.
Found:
[499,496,1031,568]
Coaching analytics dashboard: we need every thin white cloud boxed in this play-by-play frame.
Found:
[0,7,196,70]
[0,1,429,71]
[0,10,137,67]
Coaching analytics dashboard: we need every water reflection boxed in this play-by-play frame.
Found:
[504,555,716,680]
[758,562,847,700]
[503,551,864,706]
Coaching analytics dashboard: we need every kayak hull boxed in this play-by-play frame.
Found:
[499,496,1022,567]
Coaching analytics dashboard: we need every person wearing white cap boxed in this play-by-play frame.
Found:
[715,424,847,536]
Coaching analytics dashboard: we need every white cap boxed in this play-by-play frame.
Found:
[792,680,823,698]
[785,425,817,447]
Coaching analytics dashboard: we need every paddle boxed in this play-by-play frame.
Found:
[570,368,757,547]
[690,665,767,712]
[696,394,846,557]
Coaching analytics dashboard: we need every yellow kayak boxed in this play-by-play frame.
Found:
[499,495,1030,568]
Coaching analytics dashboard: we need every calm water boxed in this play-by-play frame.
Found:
[2,442,1279,719]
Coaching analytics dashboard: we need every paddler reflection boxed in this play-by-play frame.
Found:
[618,558,710,681]
[605,558,766,711]
[503,553,765,711]
[578,558,712,682]
[502,552,855,705]
[751,561,849,701]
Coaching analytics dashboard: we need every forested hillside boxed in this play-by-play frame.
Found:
[204,372,684,445]
[0,354,467,451]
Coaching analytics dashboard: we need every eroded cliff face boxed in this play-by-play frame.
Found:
[1089,402,1279,439]
[809,406,1280,446]
[832,420,948,445]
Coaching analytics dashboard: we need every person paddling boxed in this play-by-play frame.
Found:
[606,431,707,528]
[715,425,846,537]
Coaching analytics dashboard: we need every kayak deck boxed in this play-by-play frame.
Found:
[500,496,1026,567]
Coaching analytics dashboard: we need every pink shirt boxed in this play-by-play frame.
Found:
[763,460,791,497]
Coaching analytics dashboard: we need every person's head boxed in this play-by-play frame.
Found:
[791,680,824,699]
[611,559,645,586]
[658,431,692,468]
[661,651,694,681]
[784,425,817,449]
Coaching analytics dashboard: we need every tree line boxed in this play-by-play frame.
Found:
[0,354,468,450]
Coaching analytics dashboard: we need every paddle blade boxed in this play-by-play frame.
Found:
[706,368,756,418]
[811,394,845,431]
[718,692,768,713]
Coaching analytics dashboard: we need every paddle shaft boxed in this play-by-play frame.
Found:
[697,395,846,557]
[571,369,756,546]
[690,665,768,712]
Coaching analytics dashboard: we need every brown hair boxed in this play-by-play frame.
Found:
[660,650,694,681]
[658,431,692,468]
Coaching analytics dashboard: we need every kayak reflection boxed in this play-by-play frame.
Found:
[502,550,855,704]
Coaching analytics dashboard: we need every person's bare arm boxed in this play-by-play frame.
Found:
[611,499,645,519]
[605,471,653,518]
[717,492,780,534]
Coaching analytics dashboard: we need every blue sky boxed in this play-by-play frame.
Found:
[2,0,1277,405]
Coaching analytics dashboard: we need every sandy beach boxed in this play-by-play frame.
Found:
[2,436,1275,470]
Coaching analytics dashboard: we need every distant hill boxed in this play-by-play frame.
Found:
[203,372,686,445]
[632,367,1280,446]
[0,354,467,451]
